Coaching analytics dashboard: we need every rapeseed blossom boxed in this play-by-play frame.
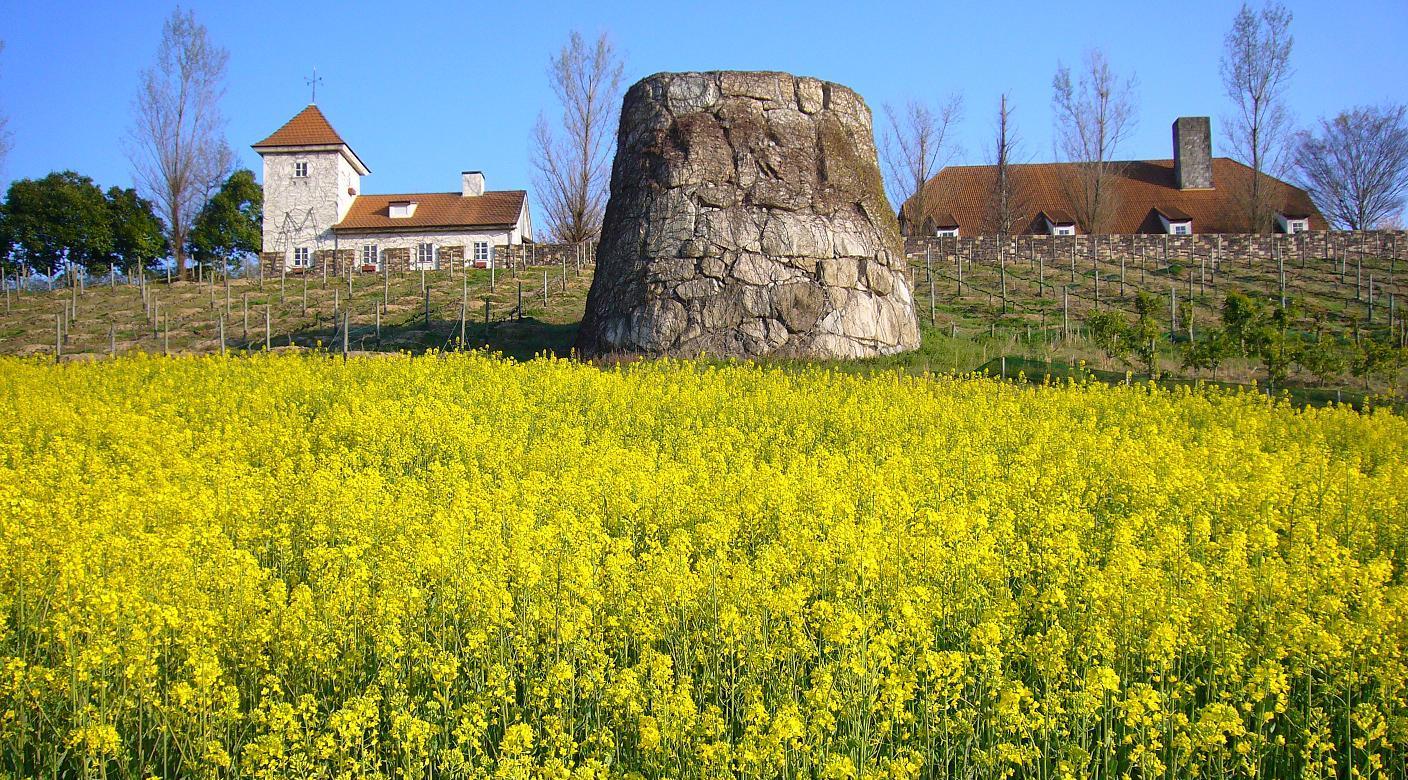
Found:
[0,352,1404,779]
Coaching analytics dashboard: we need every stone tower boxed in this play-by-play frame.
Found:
[252,105,370,270]
[1173,116,1213,190]
[576,71,920,359]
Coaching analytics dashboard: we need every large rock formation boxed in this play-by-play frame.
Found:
[576,71,920,359]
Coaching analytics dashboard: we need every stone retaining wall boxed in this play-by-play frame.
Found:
[492,242,597,269]
[905,230,1406,265]
[259,243,598,277]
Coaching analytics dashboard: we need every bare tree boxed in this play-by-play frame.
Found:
[1051,49,1138,233]
[128,9,232,281]
[1295,105,1408,229]
[0,41,11,173]
[880,95,963,235]
[1221,1,1294,233]
[532,31,624,244]
[983,93,1030,236]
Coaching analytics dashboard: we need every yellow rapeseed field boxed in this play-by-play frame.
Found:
[0,353,1405,779]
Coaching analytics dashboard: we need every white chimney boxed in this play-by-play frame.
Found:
[461,171,485,197]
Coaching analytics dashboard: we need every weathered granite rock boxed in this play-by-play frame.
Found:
[576,71,920,359]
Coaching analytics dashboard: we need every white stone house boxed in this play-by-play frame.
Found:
[253,105,532,273]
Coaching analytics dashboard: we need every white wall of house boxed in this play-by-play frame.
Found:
[1157,214,1193,235]
[334,228,518,268]
[511,201,534,244]
[260,146,363,268]
[336,156,361,219]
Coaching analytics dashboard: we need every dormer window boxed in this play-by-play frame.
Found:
[927,213,960,238]
[1277,212,1310,233]
[389,200,418,219]
[1154,206,1194,236]
[1038,210,1077,236]
[293,161,308,178]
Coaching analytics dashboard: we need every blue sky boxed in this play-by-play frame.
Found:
[1,0,1405,217]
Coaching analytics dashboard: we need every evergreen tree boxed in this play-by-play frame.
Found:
[188,169,261,274]
[0,171,113,277]
[1131,293,1163,378]
[105,186,167,275]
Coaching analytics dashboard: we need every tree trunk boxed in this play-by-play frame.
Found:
[169,206,187,282]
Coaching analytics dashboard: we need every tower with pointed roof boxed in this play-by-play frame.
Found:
[253,105,370,270]
[253,104,532,274]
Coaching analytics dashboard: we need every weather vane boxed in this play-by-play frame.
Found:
[306,68,323,104]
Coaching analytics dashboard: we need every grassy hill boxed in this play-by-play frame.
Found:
[903,238,1404,345]
[2,242,1404,406]
[890,239,1406,400]
[0,262,593,362]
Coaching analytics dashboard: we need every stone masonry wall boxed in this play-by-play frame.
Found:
[493,242,597,270]
[905,230,1407,267]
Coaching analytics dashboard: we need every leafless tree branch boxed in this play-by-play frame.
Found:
[531,31,624,244]
[880,94,963,235]
[0,41,11,173]
[127,8,231,281]
[1221,1,1294,233]
[1051,49,1138,234]
[984,93,1031,236]
[1295,105,1408,230]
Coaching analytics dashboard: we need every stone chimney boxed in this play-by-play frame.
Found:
[461,171,485,197]
[1173,117,1213,190]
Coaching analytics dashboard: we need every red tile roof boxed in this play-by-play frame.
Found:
[254,105,347,148]
[333,191,527,233]
[253,105,370,174]
[907,158,1326,235]
[1153,205,1194,221]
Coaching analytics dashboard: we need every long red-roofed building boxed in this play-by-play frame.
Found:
[253,105,532,272]
[900,117,1325,238]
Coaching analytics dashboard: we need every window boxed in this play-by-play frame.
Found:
[416,243,435,267]
[935,228,959,238]
[362,245,378,265]
[292,247,310,267]
[1053,225,1075,236]
[473,241,491,263]
[293,161,308,178]
[1173,224,1190,236]
[1278,214,1310,233]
